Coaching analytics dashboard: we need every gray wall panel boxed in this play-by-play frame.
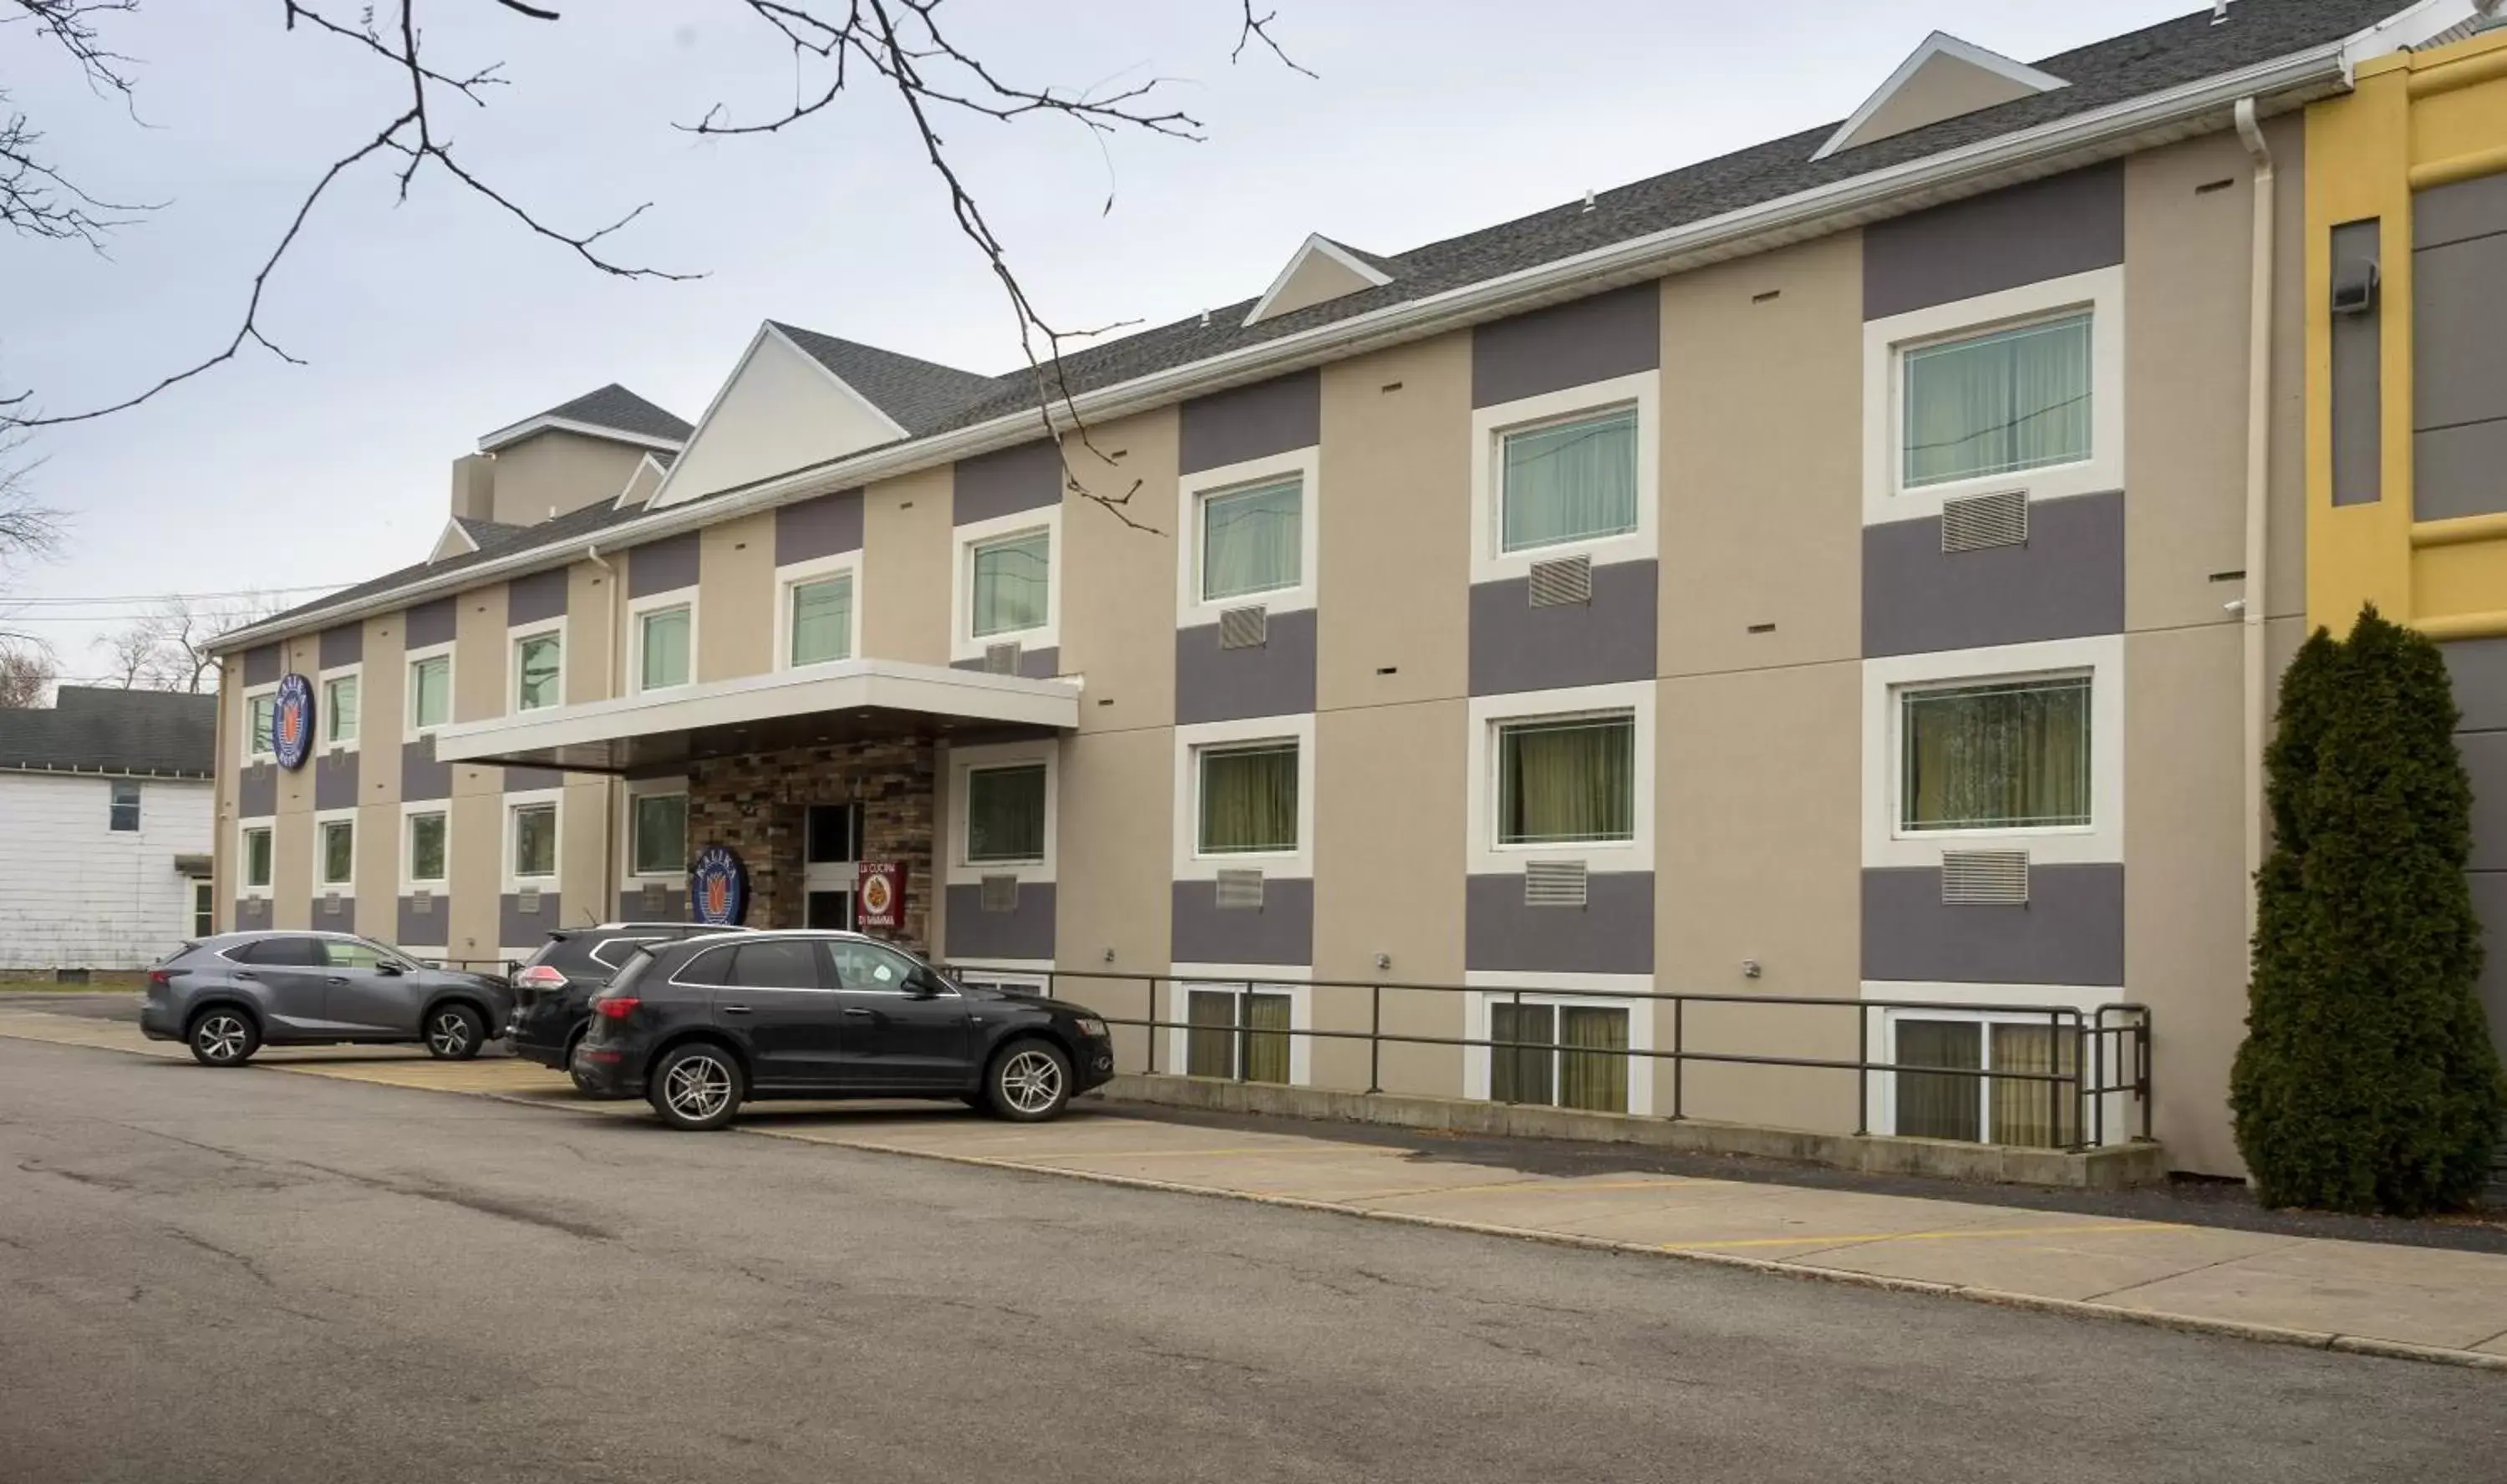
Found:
[2444,638,2507,731]
[236,764,276,819]
[2460,730,2507,874]
[401,739,450,802]
[235,897,272,933]
[398,894,446,948]
[2332,220,2383,507]
[312,894,356,934]
[618,887,689,922]
[953,440,1062,526]
[2416,172,2507,250]
[1175,609,1318,724]
[775,488,866,564]
[2412,228,2507,432]
[1172,877,1314,966]
[1178,370,1320,474]
[502,891,561,951]
[318,625,363,669]
[503,766,565,793]
[506,567,571,627]
[242,644,282,687]
[943,881,1058,961]
[1861,864,2125,986]
[1469,560,1656,696]
[1863,163,2124,321]
[1464,871,1654,976]
[2413,420,2507,522]
[404,598,457,650]
[948,645,1061,681]
[625,532,701,597]
[313,751,360,811]
[1471,284,1660,408]
[2464,872,2507,1067]
[1862,490,2126,658]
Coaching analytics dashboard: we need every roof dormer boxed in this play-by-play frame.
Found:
[1813,32,2067,163]
[1243,234,1396,327]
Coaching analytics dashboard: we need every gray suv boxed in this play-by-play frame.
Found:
[140,931,514,1068]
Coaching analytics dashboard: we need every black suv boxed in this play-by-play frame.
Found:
[507,923,744,1093]
[571,930,1117,1130]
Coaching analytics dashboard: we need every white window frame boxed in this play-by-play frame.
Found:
[400,801,450,892]
[316,663,361,757]
[1862,265,2125,526]
[948,960,1053,997]
[107,778,141,834]
[503,788,562,891]
[1862,634,2123,870]
[510,617,567,714]
[619,775,690,889]
[238,817,276,898]
[1469,370,1660,585]
[404,643,455,741]
[773,551,863,672]
[315,807,357,892]
[1172,714,1316,880]
[1859,982,2130,1147]
[191,877,215,939]
[1166,965,1313,1088]
[1462,973,1655,1114]
[1466,680,1655,877]
[1174,445,1320,626]
[945,739,1057,887]
[950,505,1064,663]
[242,681,278,764]
[628,589,699,694]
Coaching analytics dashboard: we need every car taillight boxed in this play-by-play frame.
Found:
[515,965,568,992]
[593,995,640,1020]
[145,969,171,995]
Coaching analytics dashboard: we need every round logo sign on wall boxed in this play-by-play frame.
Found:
[272,673,315,772]
[689,844,748,927]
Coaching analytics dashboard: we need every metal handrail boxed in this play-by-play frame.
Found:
[946,965,2153,1153]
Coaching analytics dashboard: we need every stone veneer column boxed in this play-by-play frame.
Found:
[685,736,936,953]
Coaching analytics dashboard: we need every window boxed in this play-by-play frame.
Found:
[234,935,319,967]
[324,674,359,745]
[248,692,277,760]
[1491,1001,1630,1113]
[789,574,853,666]
[631,793,687,877]
[242,826,273,889]
[638,605,691,690]
[511,802,557,880]
[829,939,925,990]
[969,528,1050,638]
[515,632,562,711]
[1901,313,2092,489]
[1496,714,1635,846]
[1199,477,1302,602]
[319,819,354,886]
[1899,676,2091,833]
[1197,743,1299,855]
[409,654,450,731]
[1894,1016,2081,1148]
[1500,405,1639,554]
[108,780,140,832]
[407,810,447,884]
[1186,988,1293,1083]
[323,938,397,971]
[965,764,1046,865]
[728,940,822,990]
[191,879,213,938]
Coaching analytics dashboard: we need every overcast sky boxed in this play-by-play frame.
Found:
[3,0,2203,679]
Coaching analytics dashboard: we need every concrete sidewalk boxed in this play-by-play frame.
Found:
[8,1006,2504,1371]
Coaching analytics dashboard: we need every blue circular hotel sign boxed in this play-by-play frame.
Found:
[272,673,315,771]
[689,845,748,927]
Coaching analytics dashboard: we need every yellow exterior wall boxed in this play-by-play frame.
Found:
[2307,32,2507,634]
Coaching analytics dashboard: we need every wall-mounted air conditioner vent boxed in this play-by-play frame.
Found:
[983,643,1024,675]
[1528,554,1594,607]
[322,892,342,916]
[1523,860,1589,908]
[410,889,434,914]
[1218,604,1269,650]
[518,886,542,913]
[1941,849,2030,905]
[641,883,667,913]
[1215,868,1266,910]
[980,874,1020,912]
[1941,490,2029,553]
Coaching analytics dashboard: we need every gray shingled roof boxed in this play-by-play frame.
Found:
[519,384,694,445]
[0,686,217,776]
[451,516,521,549]
[240,0,2408,643]
[770,323,1004,437]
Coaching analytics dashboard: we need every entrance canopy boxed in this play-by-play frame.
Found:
[432,658,1078,773]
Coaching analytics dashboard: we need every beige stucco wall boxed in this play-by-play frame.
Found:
[1052,727,1173,1069]
[661,332,903,505]
[561,776,612,928]
[1316,333,1472,711]
[1850,57,2037,150]
[565,559,619,705]
[697,511,776,684]
[487,429,648,526]
[1660,231,1864,678]
[448,790,501,967]
[1060,409,1180,731]
[862,466,954,665]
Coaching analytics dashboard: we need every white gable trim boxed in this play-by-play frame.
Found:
[1243,234,1395,328]
[609,452,674,512]
[648,323,913,511]
[1813,32,2068,163]
[429,519,481,563]
[476,414,685,456]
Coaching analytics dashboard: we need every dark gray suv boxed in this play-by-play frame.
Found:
[140,931,513,1068]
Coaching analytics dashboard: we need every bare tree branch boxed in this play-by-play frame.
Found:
[0,429,69,654]
[0,647,53,708]
[92,591,282,693]
[1233,2,1315,79]
[0,2,156,246]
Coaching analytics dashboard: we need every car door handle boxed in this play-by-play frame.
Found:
[326,977,348,985]
[842,1007,873,1017]
[720,1004,753,1014]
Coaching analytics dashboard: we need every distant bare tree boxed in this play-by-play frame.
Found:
[94,592,284,693]
[0,646,52,707]
[0,427,69,658]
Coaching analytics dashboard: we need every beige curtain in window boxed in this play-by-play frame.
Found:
[1902,314,2092,487]
[1186,990,1236,1078]
[1895,1019,1982,1141]
[1902,678,2090,831]
[1498,718,1635,845]
[1990,1023,2082,1148]
[1199,745,1298,853]
[1491,1002,1555,1105]
[1243,993,1293,1085]
[1559,1006,1630,1114]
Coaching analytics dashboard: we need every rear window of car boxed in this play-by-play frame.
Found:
[524,934,611,975]
[589,936,668,971]
[231,936,322,967]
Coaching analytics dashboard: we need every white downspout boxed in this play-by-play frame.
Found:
[2235,97,2275,937]
[586,543,621,922]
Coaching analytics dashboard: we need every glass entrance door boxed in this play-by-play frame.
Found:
[803,804,860,929]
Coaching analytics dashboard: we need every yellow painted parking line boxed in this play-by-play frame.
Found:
[1363,1176,1706,1203]
[1023,1143,1409,1161]
[1670,1221,2189,1252]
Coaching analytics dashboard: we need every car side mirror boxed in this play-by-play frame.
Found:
[377,961,405,976]
[903,969,943,999]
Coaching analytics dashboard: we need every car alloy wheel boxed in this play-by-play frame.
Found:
[649,1045,742,1131]
[992,1044,1070,1121]
[191,1013,254,1066]
[425,1005,484,1060]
